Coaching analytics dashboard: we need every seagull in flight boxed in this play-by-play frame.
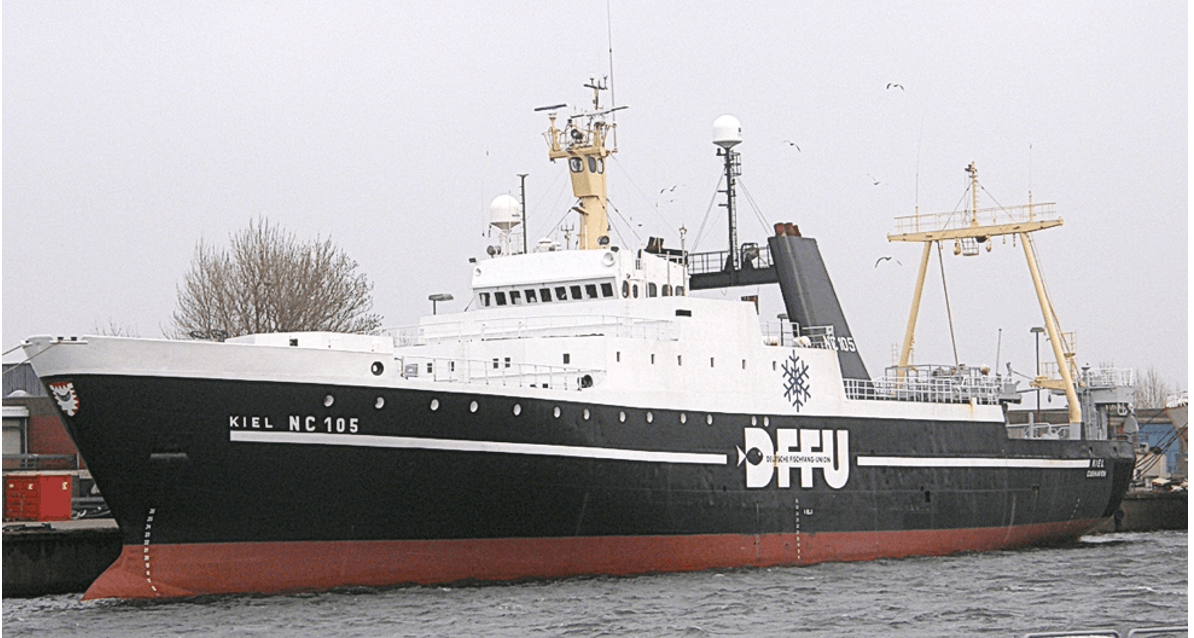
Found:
[886,83,904,90]
[783,140,801,152]
[867,173,883,186]
[874,256,903,268]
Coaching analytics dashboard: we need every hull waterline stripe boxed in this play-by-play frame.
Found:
[229,430,727,465]
[85,519,1102,600]
[856,456,1091,469]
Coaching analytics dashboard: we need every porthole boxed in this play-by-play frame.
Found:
[751,416,758,426]
[470,401,478,413]
[646,412,654,423]
[680,413,687,424]
[430,399,440,411]
[764,416,770,427]
[553,406,561,418]
[513,404,522,416]
[619,411,626,423]
[706,414,714,425]
[324,395,335,407]
[375,397,385,409]
[583,409,590,420]
[371,361,384,376]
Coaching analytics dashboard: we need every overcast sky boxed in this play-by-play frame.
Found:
[3,2,1188,393]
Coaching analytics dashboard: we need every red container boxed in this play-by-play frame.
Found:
[4,473,72,522]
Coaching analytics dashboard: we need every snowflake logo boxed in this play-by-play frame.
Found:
[782,352,811,410]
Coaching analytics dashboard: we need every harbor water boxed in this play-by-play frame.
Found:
[3,530,1186,637]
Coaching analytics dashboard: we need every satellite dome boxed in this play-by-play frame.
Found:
[489,194,521,230]
[712,114,742,149]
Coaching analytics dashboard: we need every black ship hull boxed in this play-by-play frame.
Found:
[48,372,1134,599]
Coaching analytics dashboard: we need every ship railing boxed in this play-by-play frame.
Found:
[2,453,78,472]
[687,243,775,277]
[891,202,1059,236]
[844,364,1002,404]
[1080,366,1135,389]
[383,315,679,347]
[395,355,601,391]
[760,321,836,350]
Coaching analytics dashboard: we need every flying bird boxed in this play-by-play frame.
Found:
[783,140,801,152]
[874,256,903,268]
[867,173,883,186]
[886,83,904,90]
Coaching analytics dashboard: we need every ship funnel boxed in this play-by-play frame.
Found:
[712,114,742,149]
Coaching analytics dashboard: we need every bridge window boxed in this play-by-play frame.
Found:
[675,286,685,296]
[510,290,521,304]
[622,281,630,298]
[479,292,491,307]
[540,288,553,302]
[647,283,658,297]
[555,286,568,301]
[569,157,583,173]
[585,284,599,299]
[525,289,538,303]
[601,282,614,297]
[662,284,672,296]
[569,285,583,300]
[494,291,507,306]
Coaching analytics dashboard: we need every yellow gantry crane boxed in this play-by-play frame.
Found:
[888,163,1082,424]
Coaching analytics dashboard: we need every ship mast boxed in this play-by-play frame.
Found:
[542,79,624,250]
[888,163,1082,425]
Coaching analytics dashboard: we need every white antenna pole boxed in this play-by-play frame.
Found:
[606,0,618,149]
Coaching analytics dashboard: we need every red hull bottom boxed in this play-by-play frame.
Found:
[86,520,1101,600]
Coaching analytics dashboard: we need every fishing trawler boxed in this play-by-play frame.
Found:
[21,80,1134,599]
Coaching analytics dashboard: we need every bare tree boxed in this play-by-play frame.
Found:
[172,218,382,339]
[1135,366,1175,409]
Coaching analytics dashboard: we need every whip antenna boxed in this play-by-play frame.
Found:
[607,0,618,149]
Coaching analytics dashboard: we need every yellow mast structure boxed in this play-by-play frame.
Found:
[888,163,1082,424]
[543,78,622,250]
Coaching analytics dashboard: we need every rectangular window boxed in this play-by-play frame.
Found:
[710,357,715,367]
[600,282,614,297]
[525,289,538,303]
[569,285,583,300]
[676,309,692,317]
[648,283,658,297]
[651,354,655,364]
[510,290,522,304]
[480,292,491,307]
[504,357,511,368]
[616,351,621,362]
[584,284,598,299]
[555,286,568,301]
[540,288,553,302]
[495,291,507,306]
[563,353,571,364]
[677,355,683,366]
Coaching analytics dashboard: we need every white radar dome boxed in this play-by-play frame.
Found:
[712,114,742,149]
[489,194,521,230]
